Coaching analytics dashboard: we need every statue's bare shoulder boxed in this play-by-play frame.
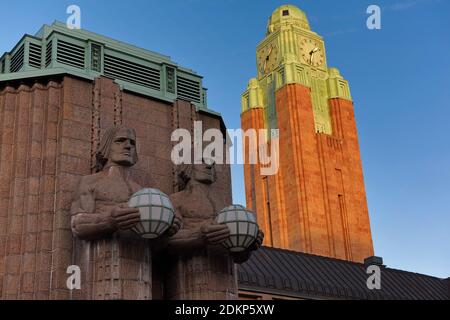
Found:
[76,172,105,196]
[128,179,143,194]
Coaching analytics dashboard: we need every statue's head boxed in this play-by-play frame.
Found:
[95,126,138,172]
[177,158,217,189]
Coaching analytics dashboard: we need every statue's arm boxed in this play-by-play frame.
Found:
[167,212,230,254]
[168,221,235,257]
[70,177,116,241]
[167,228,207,253]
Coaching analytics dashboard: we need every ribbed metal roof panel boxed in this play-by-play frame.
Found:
[238,247,449,300]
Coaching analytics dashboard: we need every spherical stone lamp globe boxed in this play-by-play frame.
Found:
[128,188,175,239]
[216,205,259,252]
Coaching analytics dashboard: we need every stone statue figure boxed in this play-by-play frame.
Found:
[166,159,264,300]
[71,126,142,241]
[70,126,180,300]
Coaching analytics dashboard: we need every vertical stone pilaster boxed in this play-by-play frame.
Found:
[329,98,374,261]
[171,100,180,192]
[114,88,122,126]
[91,79,101,172]
[0,87,15,298]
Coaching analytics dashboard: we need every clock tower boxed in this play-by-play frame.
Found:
[241,5,374,262]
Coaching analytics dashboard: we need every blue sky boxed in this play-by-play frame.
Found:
[1,0,449,278]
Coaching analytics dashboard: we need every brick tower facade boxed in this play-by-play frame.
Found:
[241,5,374,262]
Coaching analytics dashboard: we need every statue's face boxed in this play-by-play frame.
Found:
[192,158,216,185]
[107,127,137,167]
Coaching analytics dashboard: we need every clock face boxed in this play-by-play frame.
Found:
[300,37,325,67]
[257,43,279,75]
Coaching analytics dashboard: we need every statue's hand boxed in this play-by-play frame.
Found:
[231,229,264,264]
[200,222,230,245]
[167,214,182,237]
[110,204,140,230]
[249,229,264,251]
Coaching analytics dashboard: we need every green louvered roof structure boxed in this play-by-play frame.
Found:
[0,21,212,112]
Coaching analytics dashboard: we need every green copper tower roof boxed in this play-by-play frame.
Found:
[0,21,212,112]
[267,5,310,34]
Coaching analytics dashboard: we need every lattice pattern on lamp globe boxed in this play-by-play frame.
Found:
[216,205,259,252]
[128,188,175,239]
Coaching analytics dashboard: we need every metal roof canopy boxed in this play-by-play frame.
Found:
[238,246,449,300]
[0,21,216,114]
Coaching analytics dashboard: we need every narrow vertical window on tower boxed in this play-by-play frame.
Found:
[1,59,5,73]
[262,176,274,247]
[338,194,351,260]
[91,43,102,72]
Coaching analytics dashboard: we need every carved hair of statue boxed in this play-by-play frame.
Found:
[93,125,139,172]
[176,158,217,191]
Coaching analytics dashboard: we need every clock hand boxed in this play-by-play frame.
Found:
[308,47,319,64]
[309,47,319,56]
[263,46,274,73]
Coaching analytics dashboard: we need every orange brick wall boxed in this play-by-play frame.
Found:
[241,83,373,262]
